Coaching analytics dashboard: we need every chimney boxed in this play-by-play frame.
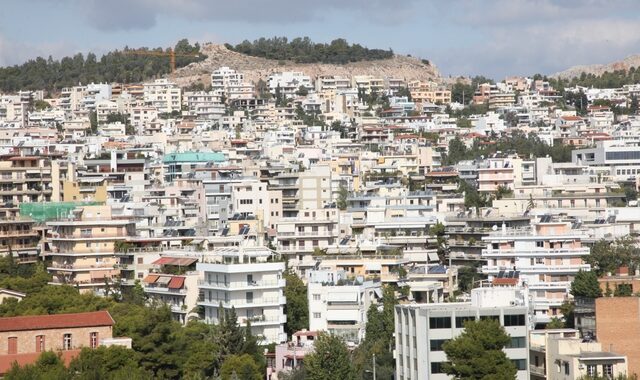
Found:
[617,266,629,277]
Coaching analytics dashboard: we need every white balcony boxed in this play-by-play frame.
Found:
[482,248,590,258]
[199,295,286,308]
[198,278,286,290]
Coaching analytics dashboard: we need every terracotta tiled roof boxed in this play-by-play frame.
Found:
[0,311,114,333]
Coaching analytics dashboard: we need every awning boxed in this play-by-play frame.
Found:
[167,276,185,289]
[152,257,198,266]
[143,274,159,284]
[428,252,440,262]
[364,263,382,271]
[156,276,171,285]
[90,270,117,280]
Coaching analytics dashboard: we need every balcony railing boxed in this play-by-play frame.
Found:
[198,279,285,289]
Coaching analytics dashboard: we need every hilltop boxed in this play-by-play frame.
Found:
[171,43,441,87]
[552,54,640,80]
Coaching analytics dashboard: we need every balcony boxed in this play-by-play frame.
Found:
[199,295,286,308]
[48,263,116,271]
[144,286,188,295]
[530,365,546,377]
[238,314,287,326]
[482,264,590,273]
[482,248,590,257]
[198,279,286,290]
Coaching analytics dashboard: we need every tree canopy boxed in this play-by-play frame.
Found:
[305,333,357,380]
[225,37,393,64]
[283,270,309,336]
[584,237,640,277]
[570,270,603,298]
[0,39,204,92]
[443,319,517,380]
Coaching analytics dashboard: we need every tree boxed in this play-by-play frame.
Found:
[67,346,151,379]
[443,319,517,380]
[546,317,565,329]
[446,137,468,165]
[4,351,68,380]
[570,270,603,298]
[283,270,308,336]
[584,237,640,276]
[305,333,356,380]
[295,85,309,97]
[220,354,262,380]
[336,184,349,210]
[614,283,633,297]
[495,185,513,200]
[560,301,575,328]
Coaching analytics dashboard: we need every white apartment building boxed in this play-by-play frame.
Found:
[307,271,380,344]
[143,79,182,113]
[184,91,225,120]
[276,207,340,263]
[197,246,287,343]
[268,72,313,98]
[210,66,254,100]
[573,140,640,182]
[130,105,159,134]
[482,216,590,326]
[395,287,530,380]
[81,83,112,110]
[315,75,351,92]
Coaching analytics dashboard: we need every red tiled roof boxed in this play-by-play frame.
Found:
[0,311,114,333]
[167,276,186,289]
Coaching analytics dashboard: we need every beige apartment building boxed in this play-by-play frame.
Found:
[46,205,136,293]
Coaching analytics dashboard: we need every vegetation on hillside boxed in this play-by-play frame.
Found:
[0,39,205,92]
[225,37,394,64]
[545,68,640,92]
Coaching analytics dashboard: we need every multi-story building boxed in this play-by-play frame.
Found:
[394,286,530,380]
[268,72,313,98]
[482,216,590,326]
[0,218,41,264]
[143,79,182,113]
[210,66,254,101]
[595,297,640,376]
[46,205,137,294]
[0,154,54,219]
[530,328,628,380]
[197,246,287,344]
[573,140,640,182]
[307,271,380,344]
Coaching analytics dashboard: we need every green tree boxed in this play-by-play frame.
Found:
[446,137,468,165]
[614,283,633,297]
[584,237,640,276]
[560,301,575,328]
[67,346,152,379]
[546,317,565,329]
[336,184,349,210]
[495,185,513,200]
[295,85,309,96]
[305,333,356,380]
[570,270,603,298]
[5,351,68,380]
[283,270,308,336]
[443,319,517,380]
[220,354,262,380]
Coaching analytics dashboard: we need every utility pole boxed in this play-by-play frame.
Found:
[372,353,376,380]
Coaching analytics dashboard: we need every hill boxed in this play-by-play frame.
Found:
[552,54,640,80]
[171,43,440,88]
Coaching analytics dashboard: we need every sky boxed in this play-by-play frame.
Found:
[2,0,640,79]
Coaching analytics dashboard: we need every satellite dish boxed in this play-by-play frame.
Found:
[492,225,498,231]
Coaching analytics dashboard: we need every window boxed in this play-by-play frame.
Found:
[506,336,526,349]
[431,362,447,374]
[587,364,597,377]
[455,316,475,328]
[313,312,321,319]
[564,361,570,375]
[512,359,527,371]
[430,339,448,351]
[429,317,451,329]
[63,334,72,350]
[7,337,17,354]
[504,314,526,326]
[603,364,613,377]
[536,241,544,248]
[137,257,143,264]
[90,332,98,349]
[246,292,253,304]
[36,335,45,353]
[313,294,321,301]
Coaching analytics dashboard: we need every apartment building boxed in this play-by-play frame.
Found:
[307,272,380,344]
[595,297,640,376]
[197,246,287,344]
[315,75,351,92]
[276,207,339,264]
[573,140,640,182]
[46,205,137,294]
[211,66,254,101]
[143,79,182,113]
[530,329,628,380]
[482,216,590,326]
[0,218,41,264]
[408,80,452,105]
[143,263,200,325]
[352,75,384,94]
[269,330,318,380]
[184,91,225,120]
[268,72,313,98]
[0,154,54,219]
[394,287,530,380]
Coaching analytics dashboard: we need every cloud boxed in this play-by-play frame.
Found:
[75,0,419,31]
[0,34,78,67]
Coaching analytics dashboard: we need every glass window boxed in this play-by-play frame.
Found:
[506,336,526,349]
[512,359,527,371]
[431,362,447,374]
[603,364,613,377]
[430,339,449,351]
[564,362,570,375]
[587,364,597,377]
[63,334,72,350]
[455,316,475,328]
[504,314,526,326]
[429,317,451,329]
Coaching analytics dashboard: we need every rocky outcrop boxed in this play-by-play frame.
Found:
[552,54,640,79]
[170,43,441,87]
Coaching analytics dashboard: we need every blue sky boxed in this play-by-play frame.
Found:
[2,0,640,79]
